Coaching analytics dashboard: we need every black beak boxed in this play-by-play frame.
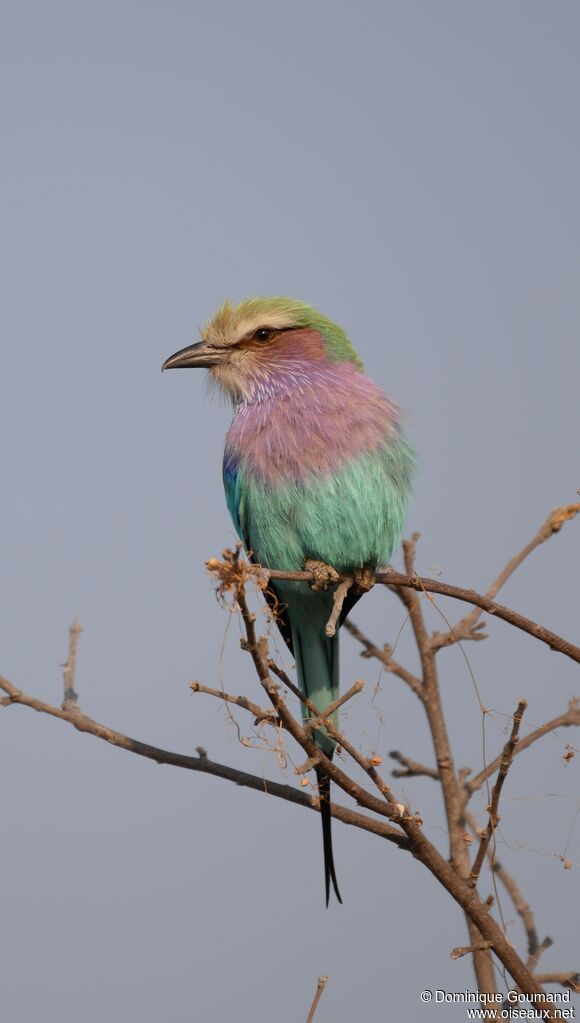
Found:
[162,340,222,371]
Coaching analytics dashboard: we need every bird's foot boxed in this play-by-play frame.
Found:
[304,559,340,592]
[353,566,376,594]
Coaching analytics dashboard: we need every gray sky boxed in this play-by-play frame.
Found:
[1,2,579,1020]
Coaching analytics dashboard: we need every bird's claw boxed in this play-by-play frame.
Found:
[304,559,340,592]
[353,566,376,594]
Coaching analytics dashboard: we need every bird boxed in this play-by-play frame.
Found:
[163,297,415,905]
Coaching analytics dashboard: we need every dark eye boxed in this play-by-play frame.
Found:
[254,328,273,342]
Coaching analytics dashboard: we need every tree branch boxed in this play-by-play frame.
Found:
[252,548,580,666]
[432,504,580,652]
[4,499,578,1021]
[189,680,276,724]
[389,750,439,780]
[466,810,541,963]
[342,618,424,699]
[61,617,83,709]
[0,672,408,847]
[306,975,329,1023]
[466,699,580,796]
[535,972,580,993]
[469,700,527,887]
[451,941,495,960]
[225,556,562,1018]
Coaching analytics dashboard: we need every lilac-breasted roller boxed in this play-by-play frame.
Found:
[163,297,415,905]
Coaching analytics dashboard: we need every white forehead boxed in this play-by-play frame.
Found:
[202,309,297,347]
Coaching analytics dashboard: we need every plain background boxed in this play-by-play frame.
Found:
[1,2,578,1020]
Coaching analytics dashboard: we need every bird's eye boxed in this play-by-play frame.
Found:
[254,328,273,342]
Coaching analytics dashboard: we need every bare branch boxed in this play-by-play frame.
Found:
[189,680,275,724]
[528,937,554,975]
[535,972,580,993]
[431,619,488,651]
[451,941,495,960]
[342,618,424,699]
[0,672,408,847]
[493,860,539,960]
[469,700,527,887]
[389,750,439,780]
[306,975,329,1023]
[397,536,465,868]
[467,699,580,796]
[233,570,415,827]
[226,550,563,1017]
[381,572,580,665]
[5,498,578,1021]
[434,504,580,651]
[246,551,580,665]
[325,576,353,638]
[305,679,365,729]
[61,617,83,709]
[465,810,554,974]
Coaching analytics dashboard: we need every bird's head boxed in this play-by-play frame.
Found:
[162,297,363,403]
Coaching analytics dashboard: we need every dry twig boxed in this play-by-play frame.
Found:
[306,975,329,1023]
[389,750,439,780]
[451,941,495,960]
[4,500,579,1021]
[466,700,580,795]
[469,700,527,887]
[61,617,83,709]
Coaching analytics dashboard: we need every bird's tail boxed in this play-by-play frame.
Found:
[316,764,342,906]
[289,590,342,906]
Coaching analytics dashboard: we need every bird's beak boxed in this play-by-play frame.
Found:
[162,340,223,371]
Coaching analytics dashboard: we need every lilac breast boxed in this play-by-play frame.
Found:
[225,360,401,486]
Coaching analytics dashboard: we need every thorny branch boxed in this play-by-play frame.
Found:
[2,502,579,1018]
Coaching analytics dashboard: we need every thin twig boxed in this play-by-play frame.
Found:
[466,699,580,795]
[325,576,353,637]
[528,937,554,975]
[390,537,500,999]
[466,810,540,962]
[469,700,527,887]
[389,750,439,780]
[61,618,83,709]
[249,564,580,665]
[272,670,365,729]
[342,619,424,699]
[493,865,538,960]
[190,680,276,724]
[535,972,580,993]
[306,975,329,1023]
[434,504,580,651]
[431,619,488,651]
[398,536,465,868]
[0,640,562,1016]
[230,557,561,1016]
[451,941,495,960]
[0,672,408,847]
[270,649,405,811]
[235,575,413,826]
